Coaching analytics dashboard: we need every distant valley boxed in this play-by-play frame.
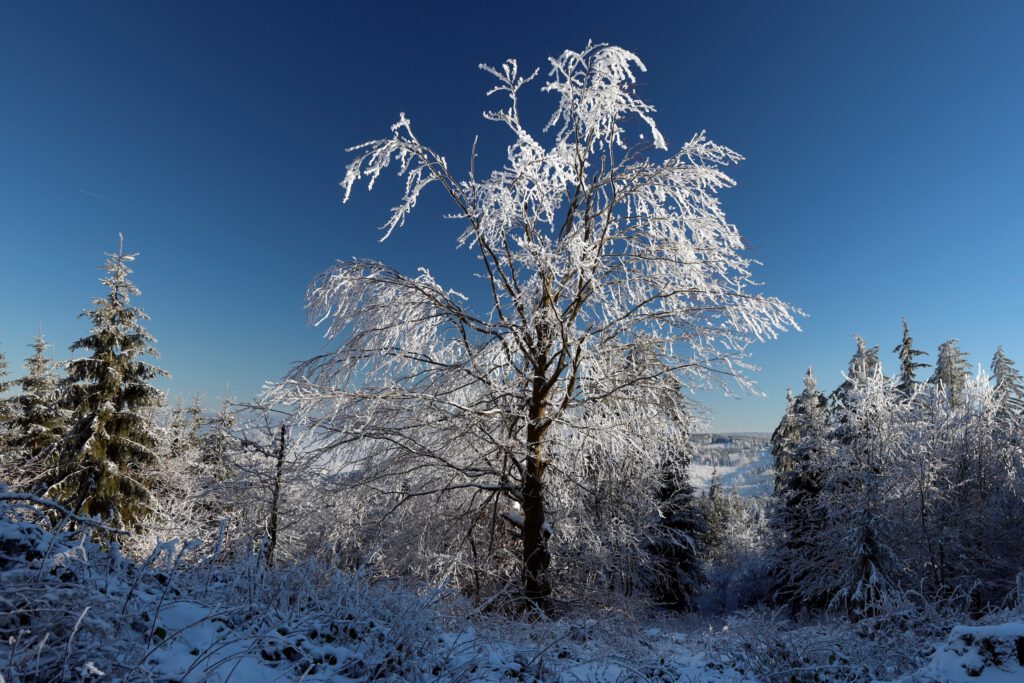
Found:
[690,433,773,497]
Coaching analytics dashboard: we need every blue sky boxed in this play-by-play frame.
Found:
[1,1,1022,432]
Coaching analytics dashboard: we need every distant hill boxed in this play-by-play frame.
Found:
[689,432,773,497]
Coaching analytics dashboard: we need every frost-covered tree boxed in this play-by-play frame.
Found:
[647,437,706,611]
[698,480,772,613]
[127,401,229,556]
[37,238,166,530]
[830,336,881,445]
[198,399,237,477]
[991,346,1024,420]
[271,43,797,609]
[4,335,68,486]
[217,410,340,567]
[770,388,799,497]
[930,339,970,408]
[771,368,830,609]
[768,331,1024,613]
[819,368,904,618]
[893,319,928,398]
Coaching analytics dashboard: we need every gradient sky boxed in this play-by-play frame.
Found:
[2,1,1022,432]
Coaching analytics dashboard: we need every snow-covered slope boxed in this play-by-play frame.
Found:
[690,433,774,497]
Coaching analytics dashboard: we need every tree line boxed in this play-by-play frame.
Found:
[1,237,165,529]
[769,322,1024,618]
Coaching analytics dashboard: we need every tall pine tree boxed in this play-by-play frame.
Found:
[893,319,929,398]
[39,237,166,529]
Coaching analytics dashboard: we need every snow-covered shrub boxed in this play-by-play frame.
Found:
[4,488,743,681]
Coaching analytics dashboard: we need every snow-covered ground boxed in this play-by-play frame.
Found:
[4,489,1023,682]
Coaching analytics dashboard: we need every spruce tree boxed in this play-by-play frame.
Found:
[831,335,881,445]
[11,334,67,466]
[700,470,730,554]
[649,448,706,611]
[893,319,929,398]
[929,339,971,407]
[39,237,167,529]
[824,367,902,618]
[0,348,11,402]
[991,346,1024,418]
[772,367,831,609]
[770,388,799,496]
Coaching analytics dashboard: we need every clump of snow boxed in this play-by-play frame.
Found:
[910,623,1024,682]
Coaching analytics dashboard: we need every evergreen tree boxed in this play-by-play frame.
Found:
[990,346,1024,418]
[771,367,831,609]
[929,339,971,407]
[10,334,68,468]
[893,319,929,398]
[0,347,11,401]
[831,336,881,444]
[39,237,167,529]
[770,388,799,497]
[700,470,730,554]
[823,368,903,618]
[649,448,706,611]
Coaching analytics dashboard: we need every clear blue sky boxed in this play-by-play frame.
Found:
[2,1,1022,432]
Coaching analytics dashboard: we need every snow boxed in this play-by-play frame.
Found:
[5,488,1024,682]
[1,491,750,682]
[906,623,1024,683]
[690,434,774,496]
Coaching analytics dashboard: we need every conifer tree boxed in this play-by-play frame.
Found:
[0,348,10,400]
[823,367,903,618]
[831,336,881,444]
[701,470,729,553]
[893,319,929,397]
[990,346,1024,418]
[10,334,67,465]
[770,388,799,496]
[929,339,971,407]
[771,367,830,609]
[39,237,167,529]
[649,447,706,611]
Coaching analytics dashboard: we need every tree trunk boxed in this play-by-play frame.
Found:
[266,424,286,568]
[522,439,551,609]
[521,377,551,610]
